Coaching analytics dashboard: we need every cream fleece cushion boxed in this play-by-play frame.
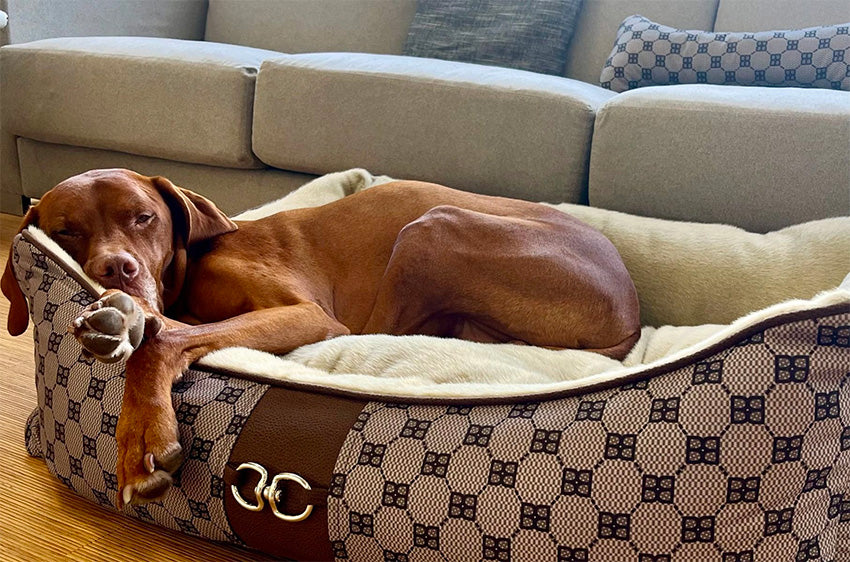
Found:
[551,203,849,327]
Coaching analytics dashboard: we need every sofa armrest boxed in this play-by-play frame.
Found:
[253,53,616,204]
[588,84,850,232]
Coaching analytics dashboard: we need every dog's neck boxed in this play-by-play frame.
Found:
[160,245,188,313]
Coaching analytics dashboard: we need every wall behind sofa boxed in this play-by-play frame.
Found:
[3,0,207,45]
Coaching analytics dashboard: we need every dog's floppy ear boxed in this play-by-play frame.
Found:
[2,206,39,335]
[150,176,237,246]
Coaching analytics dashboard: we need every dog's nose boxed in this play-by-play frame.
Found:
[89,253,140,285]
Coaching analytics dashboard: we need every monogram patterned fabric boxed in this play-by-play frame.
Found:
[329,312,850,561]
[600,15,850,93]
[14,234,270,545]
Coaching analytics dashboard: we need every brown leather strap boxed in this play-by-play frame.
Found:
[224,386,367,561]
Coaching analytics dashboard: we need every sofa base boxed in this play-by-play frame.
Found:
[14,138,317,216]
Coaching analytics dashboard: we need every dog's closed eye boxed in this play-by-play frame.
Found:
[135,213,154,226]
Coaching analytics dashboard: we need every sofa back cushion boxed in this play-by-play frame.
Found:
[204,0,416,55]
[402,0,583,76]
[5,0,207,44]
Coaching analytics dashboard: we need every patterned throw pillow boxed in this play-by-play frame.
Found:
[403,0,584,76]
[600,15,850,93]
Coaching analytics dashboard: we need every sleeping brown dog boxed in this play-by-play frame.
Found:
[2,168,639,507]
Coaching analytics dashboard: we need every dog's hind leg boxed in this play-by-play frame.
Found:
[362,204,640,356]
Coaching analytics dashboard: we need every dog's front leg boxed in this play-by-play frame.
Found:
[112,302,350,507]
[115,338,185,507]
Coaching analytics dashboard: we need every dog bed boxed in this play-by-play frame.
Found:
[10,170,850,561]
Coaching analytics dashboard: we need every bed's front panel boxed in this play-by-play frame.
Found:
[329,311,850,561]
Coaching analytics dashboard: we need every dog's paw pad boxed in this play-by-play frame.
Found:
[84,307,125,335]
[103,291,137,316]
[78,331,125,358]
[70,292,145,363]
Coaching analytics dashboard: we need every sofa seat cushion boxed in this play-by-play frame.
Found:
[252,52,616,204]
[1,37,279,168]
[588,84,850,232]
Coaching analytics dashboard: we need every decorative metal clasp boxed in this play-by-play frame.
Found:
[231,462,314,522]
[263,472,314,522]
[231,462,268,512]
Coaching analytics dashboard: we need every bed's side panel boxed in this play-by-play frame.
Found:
[329,311,850,561]
[13,235,270,546]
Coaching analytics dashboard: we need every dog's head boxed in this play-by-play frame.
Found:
[1,169,237,335]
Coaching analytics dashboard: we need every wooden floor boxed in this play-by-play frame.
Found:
[0,213,273,561]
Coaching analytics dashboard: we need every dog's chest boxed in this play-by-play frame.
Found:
[179,241,317,323]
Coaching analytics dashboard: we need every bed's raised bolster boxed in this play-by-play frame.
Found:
[327,306,850,560]
[11,169,850,560]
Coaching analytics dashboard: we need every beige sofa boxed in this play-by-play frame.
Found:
[1,0,848,232]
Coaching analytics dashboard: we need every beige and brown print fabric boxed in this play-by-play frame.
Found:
[329,311,850,561]
[14,234,270,545]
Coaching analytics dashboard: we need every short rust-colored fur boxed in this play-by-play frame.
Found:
[2,169,639,506]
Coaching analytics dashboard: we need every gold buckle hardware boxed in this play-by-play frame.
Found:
[231,462,314,522]
[231,462,267,512]
[263,472,314,523]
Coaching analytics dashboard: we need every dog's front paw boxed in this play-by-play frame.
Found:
[70,290,148,363]
[116,403,183,508]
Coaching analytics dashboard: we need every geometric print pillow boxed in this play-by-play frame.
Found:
[600,15,850,93]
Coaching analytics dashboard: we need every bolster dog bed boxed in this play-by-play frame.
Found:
[10,170,850,561]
